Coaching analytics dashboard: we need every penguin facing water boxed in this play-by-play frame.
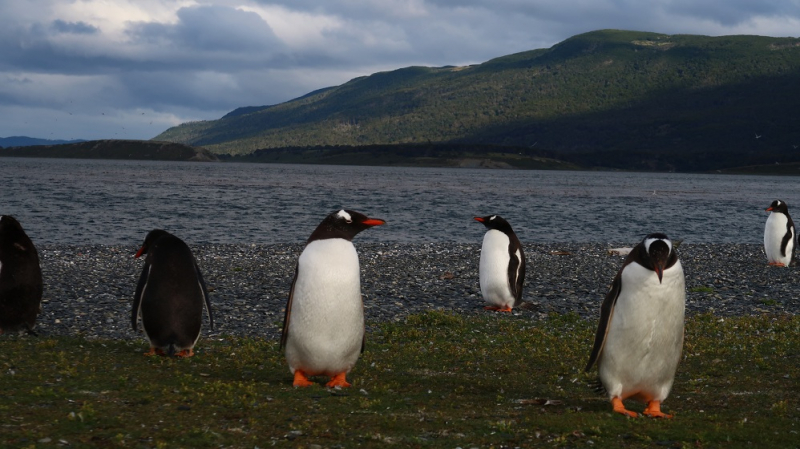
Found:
[280,210,385,388]
[764,200,795,267]
[474,215,525,312]
[0,216,43,335]
[585,233,685,418]
[132,229,213,357]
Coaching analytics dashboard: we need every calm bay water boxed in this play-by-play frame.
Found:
[1,157,797,245]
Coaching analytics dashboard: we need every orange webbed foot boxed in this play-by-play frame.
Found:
[768,262,786,267]
[174,349,194,358]
[484,305,513,312]
[325,372,351,388]
[643,401,673,419]
[612,397,639,418]
[293,370,315,388]
[144,347,164,356]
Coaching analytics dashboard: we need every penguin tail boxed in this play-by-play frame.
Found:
[167,343,177,357]
[588,377,607,396]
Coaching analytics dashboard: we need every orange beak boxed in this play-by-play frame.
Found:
[473,217,485,223]
[361,218,386,227]
[134,247,145,258]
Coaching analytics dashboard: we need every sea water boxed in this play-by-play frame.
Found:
[1,157,796,245]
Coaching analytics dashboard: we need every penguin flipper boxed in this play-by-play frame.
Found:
[195,261,214,330]
[279,264,299,350]
[507,240,525,305]
[781,219,794,258]
[132,261,150,331]
[585,271,622,372]
[361,303,366,354]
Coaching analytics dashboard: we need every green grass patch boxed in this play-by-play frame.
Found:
[1,312,798,447]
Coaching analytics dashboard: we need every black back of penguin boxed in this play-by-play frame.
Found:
[0,216,43,334]
[132,230,213,352]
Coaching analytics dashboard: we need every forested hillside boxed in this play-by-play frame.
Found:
[154,30,800,171]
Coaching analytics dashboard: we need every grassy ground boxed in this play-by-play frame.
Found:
[1,312,798,448]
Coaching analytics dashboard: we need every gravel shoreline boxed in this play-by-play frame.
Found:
[27,242,799,341]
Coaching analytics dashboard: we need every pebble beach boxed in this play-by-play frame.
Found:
[30,242,798,342]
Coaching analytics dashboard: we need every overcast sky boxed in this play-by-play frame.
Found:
[1,0,798,141]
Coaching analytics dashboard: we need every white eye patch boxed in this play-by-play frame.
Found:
[337,210,352,223]
[489,215,496,221]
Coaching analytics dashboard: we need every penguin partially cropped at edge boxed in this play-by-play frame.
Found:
[585,233,685,418]
[132,229,213,357]
[764,200,795,267]
[280,210,385,388]
[474,215,525,312]
[0,216,43,335]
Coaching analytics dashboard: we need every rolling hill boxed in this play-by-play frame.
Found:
[154,29,800,171]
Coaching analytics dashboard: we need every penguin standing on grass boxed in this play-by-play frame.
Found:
[585,233,685,418]
[281,210,385,388]
[0,216,43,335]
[132,229,213,357]
[474,215,525,312]
[764,200,795,267]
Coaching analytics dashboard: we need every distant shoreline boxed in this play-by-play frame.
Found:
[3,140,800,175]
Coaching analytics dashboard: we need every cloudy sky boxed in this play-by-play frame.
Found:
[1,0,798,141]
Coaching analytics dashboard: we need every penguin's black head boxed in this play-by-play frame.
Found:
[641,232,674,283]
[766,200,789,215]
[135,229,173,258]
[0,215,34,251]
[307,209,385,243]
[474,215,513,233]
[0,215,25,236]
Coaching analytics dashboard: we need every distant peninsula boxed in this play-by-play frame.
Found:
[0,139,218,162]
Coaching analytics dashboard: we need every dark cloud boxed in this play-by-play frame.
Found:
[50,20,99,35]
[127,5,284,52]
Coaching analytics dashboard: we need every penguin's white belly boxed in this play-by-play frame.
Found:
[764,213,793,265]
[599,261,685,402]
[285,239,364,376]
[479,230,515,308]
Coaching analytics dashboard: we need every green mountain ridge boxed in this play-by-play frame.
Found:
[154,29,800,171]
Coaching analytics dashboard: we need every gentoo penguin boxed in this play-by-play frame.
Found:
[0,216,43,335]
[764,200,795,267]
[474,215,525,312]
[132,229,213,357]
[585,233,685,418]
[280,210,385,388]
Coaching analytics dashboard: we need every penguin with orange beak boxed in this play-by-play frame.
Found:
[764,200,795,267]
[280,210,385,388]
[132,229,213,357]
[585,233,685,418]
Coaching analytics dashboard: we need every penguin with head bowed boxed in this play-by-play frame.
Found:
[473,215,525,312]
[281,209,385,388]
[764,200,795,267]
[0,216,43,335]
[132,229,213,357]
[585,233,685,418]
